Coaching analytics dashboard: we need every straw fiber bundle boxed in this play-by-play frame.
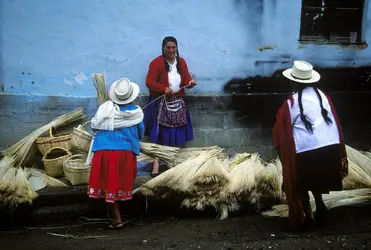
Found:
[26,168,68,187]
[342,159,371,190]
[346,145,371,176]
[175,146,226,166]
[0,167,38,208]
[229,153,252,171]
[0,156,14,181]
[228,154,265,197]
[255,161,282,202]
[361,151,371,160]
[133,149,221,198]
[139,142,180,167]
[92,73,109,105]
[181,157,239,219]
[262,188,371,218]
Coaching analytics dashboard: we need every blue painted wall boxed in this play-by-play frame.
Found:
[1,0,371,96]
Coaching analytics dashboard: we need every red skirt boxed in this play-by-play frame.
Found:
[88,150,137,203]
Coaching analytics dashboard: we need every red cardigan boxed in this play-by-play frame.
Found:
[272,92,347,228]
[145,55,192,97]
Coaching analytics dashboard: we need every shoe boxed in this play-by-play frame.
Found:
[108,220,128,230]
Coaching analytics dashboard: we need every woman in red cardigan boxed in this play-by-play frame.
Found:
[273,61,348,230]
[144,36,197,175]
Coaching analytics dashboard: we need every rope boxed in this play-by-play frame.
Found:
[141,85,188,110]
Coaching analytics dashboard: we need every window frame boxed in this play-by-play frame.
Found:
[298,0,366,46]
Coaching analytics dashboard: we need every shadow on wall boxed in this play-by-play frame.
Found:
[222,66,371,132]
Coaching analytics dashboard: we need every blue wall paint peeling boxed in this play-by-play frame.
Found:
[1,0,371,96]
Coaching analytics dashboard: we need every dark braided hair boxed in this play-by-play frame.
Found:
[297,85,333,133]
[313,87,333,125]
[162,36,181,73]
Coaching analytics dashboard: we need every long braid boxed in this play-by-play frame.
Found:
[313,87,333,125]
[298,88,314,133]
[162,50,170,72]
[176,48,181,73]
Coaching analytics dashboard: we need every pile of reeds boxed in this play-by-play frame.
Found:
[0,108,84,209]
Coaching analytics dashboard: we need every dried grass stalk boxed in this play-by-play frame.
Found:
[346,145,371,176]
[180,157,238,220]
[343,159,371,190]
[92,73,109,105]
[262,188,371,218]
[26,168,68,187]
[133,149,222,197]
[139,142,179,167]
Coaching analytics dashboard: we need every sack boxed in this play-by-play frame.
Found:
[158,97,188,128]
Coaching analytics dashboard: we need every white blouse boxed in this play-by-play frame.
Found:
[168,59,181,93]
[287,87,340,153]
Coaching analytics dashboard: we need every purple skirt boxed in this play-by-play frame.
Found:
[143,96,194,147]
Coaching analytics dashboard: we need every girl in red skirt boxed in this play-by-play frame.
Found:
[88,78,144,229]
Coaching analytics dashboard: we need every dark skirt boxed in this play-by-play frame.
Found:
[296,144,343,193]
[143,95,194,147]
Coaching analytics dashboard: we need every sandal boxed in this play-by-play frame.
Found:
[108,220,128,230]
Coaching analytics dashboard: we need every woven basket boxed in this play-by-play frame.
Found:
[71,121,93,153]
[36,127,72,155]
[42,147,72,178]
[63,154,91,185]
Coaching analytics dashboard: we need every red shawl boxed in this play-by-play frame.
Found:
[272,93,348,227]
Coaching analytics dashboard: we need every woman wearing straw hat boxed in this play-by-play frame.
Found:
[144,36,197,176]
[88,78,144,229]
[273,61,348,229]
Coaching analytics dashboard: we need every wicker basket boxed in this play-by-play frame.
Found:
[36,127,72,155]
[70,121,93,154]
[63,154,91,185]
[42,147,72,178]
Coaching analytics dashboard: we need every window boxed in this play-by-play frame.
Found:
[299,0,365,44]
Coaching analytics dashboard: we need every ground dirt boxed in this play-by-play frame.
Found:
[1,204,371,250]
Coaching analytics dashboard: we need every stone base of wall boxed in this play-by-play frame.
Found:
[1,93,370,160]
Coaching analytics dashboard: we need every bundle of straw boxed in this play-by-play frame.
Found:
[346,145,371,177]
[25,168,68,187]
[254,161,282,202]
[342,159,371,190]
[139,142,180,167]
[175,146,226,163]
[181,157,239,219]
[133,149,222,198]
[92,73,109,105]
[0,167,38,208]
[262,188,371,218]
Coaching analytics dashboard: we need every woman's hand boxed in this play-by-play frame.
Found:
[188,80,197,87]
[165,87,173,95]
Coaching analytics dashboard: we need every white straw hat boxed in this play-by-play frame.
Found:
[282,60,321,84]
[109,78,140,104]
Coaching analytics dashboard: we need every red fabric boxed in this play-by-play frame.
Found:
[88,150,137,203]
[146,55,192,97]
[272,93,347,227]
[273,99,304,228]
